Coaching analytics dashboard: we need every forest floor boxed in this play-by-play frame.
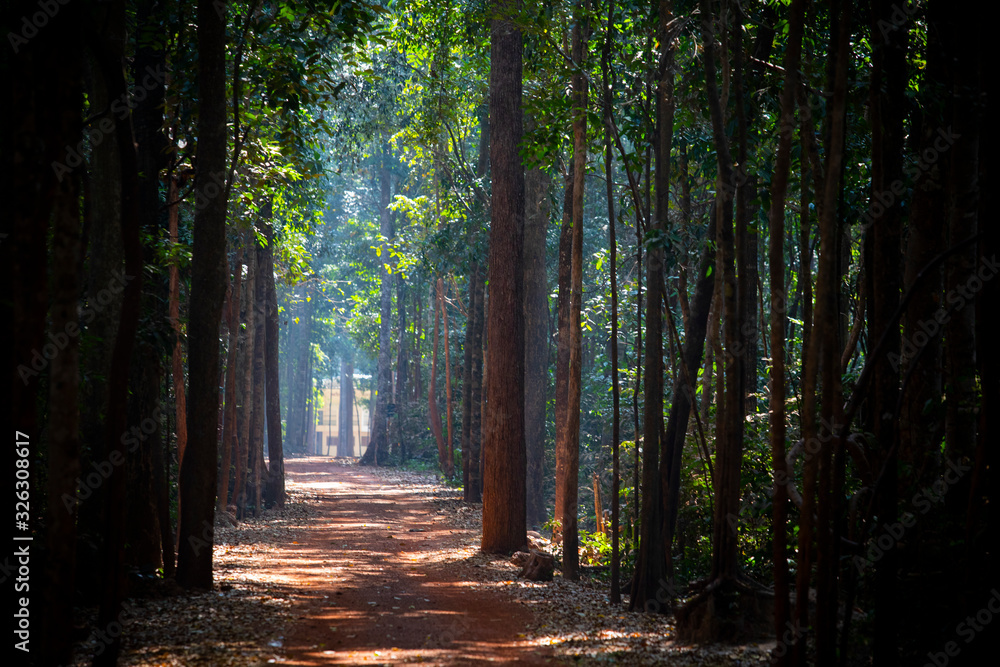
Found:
[70,457,778,665]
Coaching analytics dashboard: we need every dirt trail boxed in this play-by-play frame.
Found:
[270,457,555,666]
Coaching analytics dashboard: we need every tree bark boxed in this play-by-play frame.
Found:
[601,0,620,601]
[553,162,574,544]
[262,201,285,508]
[765,1,804,660]
[177,0,227,589]
[363,165,394,465]
[429,280,447,470]
[234,228,257,519]
[524,149,551,529]
[630,0,673,611]
[481,0,527,553]
[561,2,589,580]
[339,358,356,457]
[442,278,456,474]
[217,244,243,510]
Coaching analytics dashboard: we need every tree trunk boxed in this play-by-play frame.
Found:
[553,161,573,544]
[26,9,85,659]
[262,202,285,507]
[468,263,486,502]
[630,0,673,611]
[395,271,409,460]
[463,272,476,497]
[339,358,356,457]
[363,165,394,465]
[429,280,447,470]
[442,277,456,475]
[867,0,906,661]
[169,176,188,471]
[217,244,243,510]
[561,1,589,581]
[765,1,804,660]
[481,0,527,553]
[601,0,620,601]
[177,0,227,590]
[234,228,257,518]
[249,234,267,516]
[524,131,552,529]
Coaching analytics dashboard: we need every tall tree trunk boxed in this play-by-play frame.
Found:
[601,0,620,601]
[92,2,145,659]
[234,228,257,518]
[217,244,243,510]
[177,0,227,589]
[363,165,394,465]
[765,2,804,661]
[22,7,85,660]
[339,358,356,457]
[867,0,907,662]
[169,175,188,470]
[463,272,476,497]
[524,141,551,529]
[429,280,447,470]
[630,0,673,611]
[553,162,574,543]
[481,0,527,553]
[700,0,741,586]
[249,234,267,516]
[561,1,589,581]
[395,271,409,460]
[442,278,456,475]
[263,201,285,507]
[468,264,486,502]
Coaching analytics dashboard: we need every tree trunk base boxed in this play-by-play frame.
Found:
[675,577,774,643]
[514,550,554,581]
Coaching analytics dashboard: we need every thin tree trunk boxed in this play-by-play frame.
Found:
[630,0,673,611]
[429,280,447,471]
[363,164,394,465]
[234,228,257,518]
[263,201,285,507]
[442,277,455,475]
[524,135,551,529]
[601,0,620,601]
[168,176,188,469]
[339,358,355,457]
[766,1,804,660]
[468,263,486,502]
[553,161,574,544]
[561,2,589,581]
[218,244,243,511]
[867,0,906,662]
[249,235,267,516]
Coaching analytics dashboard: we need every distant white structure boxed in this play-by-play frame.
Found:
[311,378,370,457]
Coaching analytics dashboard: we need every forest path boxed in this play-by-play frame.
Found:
[271,457,556,666]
